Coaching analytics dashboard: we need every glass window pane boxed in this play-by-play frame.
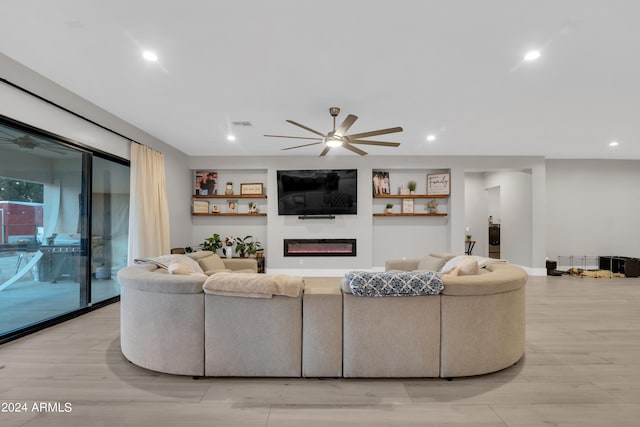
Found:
[0,123,87,336]
[91,156,129,303]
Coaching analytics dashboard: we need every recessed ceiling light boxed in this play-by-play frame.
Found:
[227,134,236,142]
[609,141,619,147]
[524,50,541,61]
[142,50,158,62]
[426,134,436,142]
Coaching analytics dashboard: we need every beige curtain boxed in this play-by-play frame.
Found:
[127,143,170,264]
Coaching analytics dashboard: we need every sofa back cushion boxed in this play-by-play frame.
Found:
[196,253,227,273]
[417,255,448,272]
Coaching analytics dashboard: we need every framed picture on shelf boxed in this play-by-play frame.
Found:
[427,173,450,196]
[193,200,209,214]
[194,170,218,195]
[226,199,238,213]
[211,204,220,213]
[372,170,391,195]
[240,182,263,195]
[402,198,414,214]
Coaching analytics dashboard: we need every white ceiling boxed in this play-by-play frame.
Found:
[1,0,639,159]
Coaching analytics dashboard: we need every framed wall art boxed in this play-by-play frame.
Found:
[240,182,263,195]
[192,200,209,214]
[226,199,238,213]
[372,170,391,195]
[427,173,450,196]
[402,198,414,214]
[194,170,218,195]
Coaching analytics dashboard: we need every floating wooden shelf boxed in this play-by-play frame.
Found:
[194,194,267,199]
[373,194,448,199]
[373,213,448,217]
[192,213,267,217]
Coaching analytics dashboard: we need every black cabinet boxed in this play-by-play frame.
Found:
[599,256,629,274]
[489,225,500,259]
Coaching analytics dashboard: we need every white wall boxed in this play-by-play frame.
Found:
[464,170,534,267]
[485,171,533,267]
[464,173,488,257]
[546,160,640,261]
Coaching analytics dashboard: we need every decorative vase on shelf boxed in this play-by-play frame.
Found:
[223,246,233,258]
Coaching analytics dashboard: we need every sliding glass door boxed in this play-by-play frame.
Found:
[0,116,128,340]
[91,156,129,303]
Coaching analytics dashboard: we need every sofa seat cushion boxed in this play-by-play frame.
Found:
[343,271,443,297]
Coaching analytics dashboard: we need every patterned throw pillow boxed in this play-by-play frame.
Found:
[345,271,443,297]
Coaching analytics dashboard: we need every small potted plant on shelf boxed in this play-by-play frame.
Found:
[385,203,394,214]
[408,180,417,194]
[235,235,263,258]
[225,182,233,195]
[202,233,223,254]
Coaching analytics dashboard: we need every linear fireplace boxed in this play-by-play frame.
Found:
[284,239,357,257]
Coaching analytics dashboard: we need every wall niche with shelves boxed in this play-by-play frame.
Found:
[192,169,268,217]
[372,168,450,217]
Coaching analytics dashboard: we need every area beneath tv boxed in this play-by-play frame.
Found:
[283,239,357,257]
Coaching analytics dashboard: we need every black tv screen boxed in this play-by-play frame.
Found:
[277,169,357,215]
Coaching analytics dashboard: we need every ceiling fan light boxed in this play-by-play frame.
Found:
[524,50,541,61]
[326,137,343,147]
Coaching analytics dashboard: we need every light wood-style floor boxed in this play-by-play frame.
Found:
[1,274,640,426]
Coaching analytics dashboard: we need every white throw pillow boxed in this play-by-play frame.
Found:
[168,261,192,275]
[457,258,480,276]
[156,254,204,274]
[441,256,472,274]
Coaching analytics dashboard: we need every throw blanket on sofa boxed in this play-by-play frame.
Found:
[346,271,443,297]
[202,272,303,299]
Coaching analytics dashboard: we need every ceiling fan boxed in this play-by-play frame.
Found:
[264,107,402,156]
[0,131,70,155]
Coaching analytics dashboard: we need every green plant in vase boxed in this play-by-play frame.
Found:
[385,203,393,214]
[408,180,417,194]
[202,233,223,253]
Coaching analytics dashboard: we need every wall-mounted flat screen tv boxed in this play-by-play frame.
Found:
[277,169,357,215]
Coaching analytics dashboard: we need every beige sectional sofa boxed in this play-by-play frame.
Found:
[118,252,527,379]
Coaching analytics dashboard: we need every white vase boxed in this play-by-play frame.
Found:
[223,246,233,258]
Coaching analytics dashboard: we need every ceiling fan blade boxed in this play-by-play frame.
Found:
[346,126,403,140]
[286,120,326,137]
[264,134,323,141]
[348,139,401,147]
[281,141,324,151]
[334,114,358,136]
[342,143,368,156]
[319,146,331,157]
